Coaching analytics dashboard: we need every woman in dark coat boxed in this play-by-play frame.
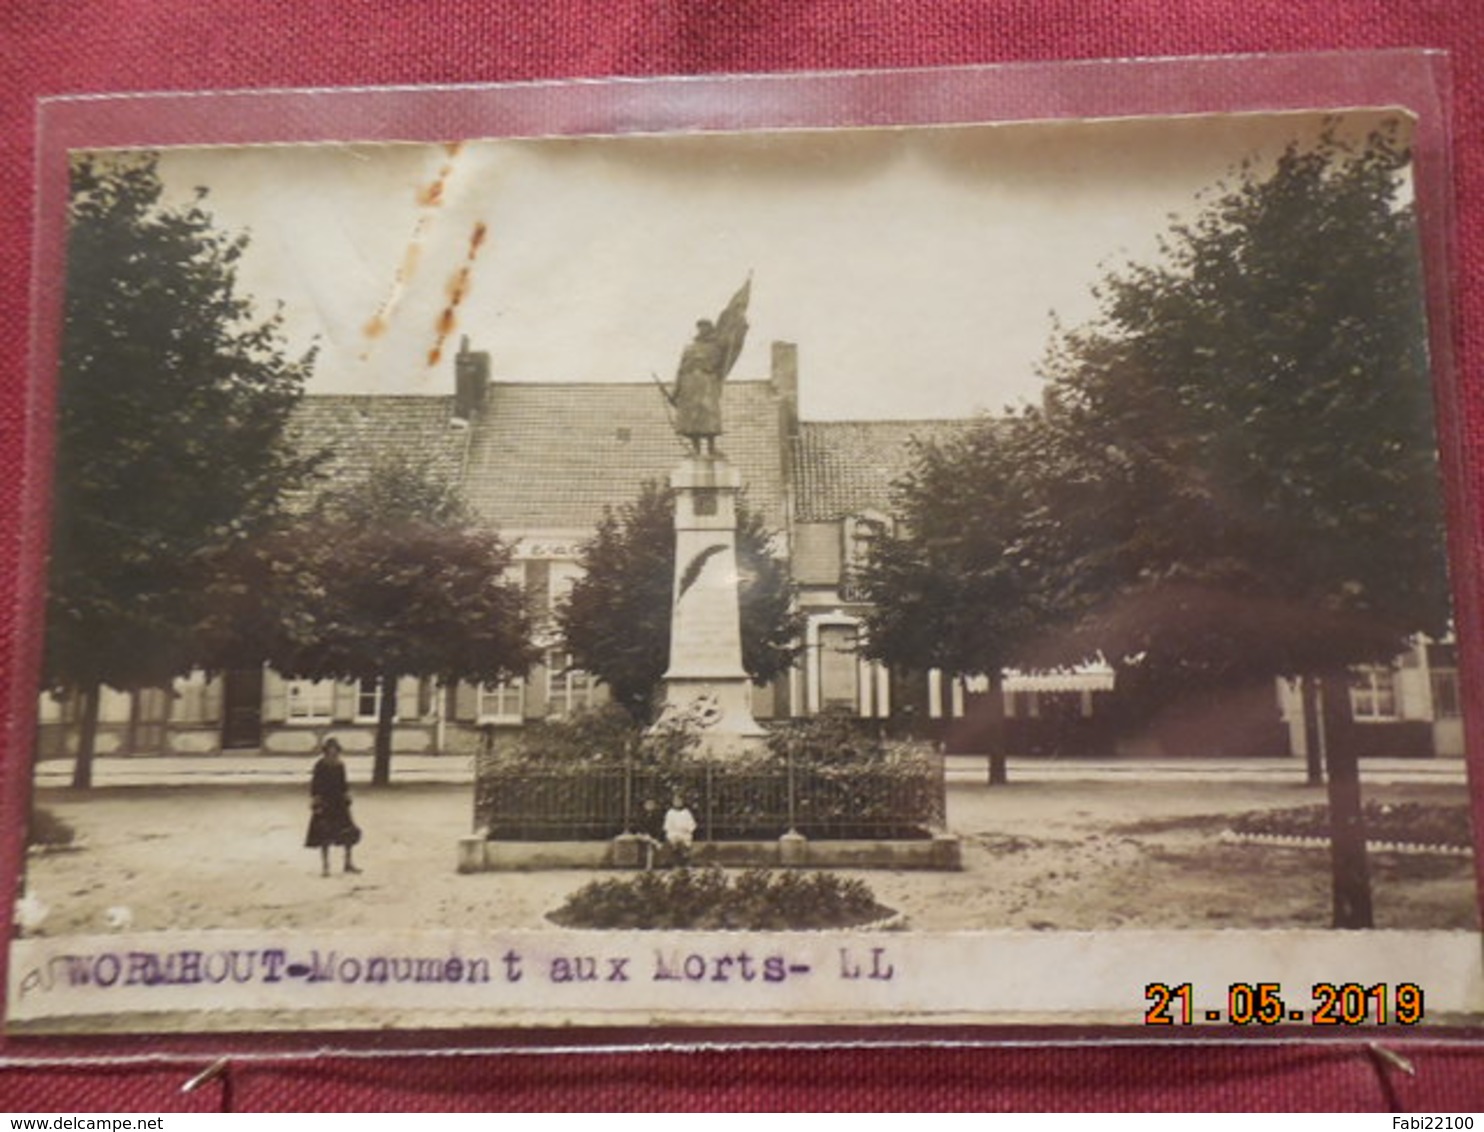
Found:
[305,738,361,876]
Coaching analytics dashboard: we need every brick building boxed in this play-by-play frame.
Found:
[35,338,1463,763]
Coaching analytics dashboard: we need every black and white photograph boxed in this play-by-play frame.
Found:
[8,99,1481,1033]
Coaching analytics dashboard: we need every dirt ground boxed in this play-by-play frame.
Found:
[17,776,1479,937]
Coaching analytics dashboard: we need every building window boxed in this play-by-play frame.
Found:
[38,689,76,725]
[546,651,595,716]
[286,679,334,722]
[173,670,218,725]
[840,514,886,602]
[849,516,881,563]
[1431,669,1461,720]
[1350,667,1398,722]
[127,687,170,753]
[356,677,391,723]
[478,678,525,723]
[547,561,583,611]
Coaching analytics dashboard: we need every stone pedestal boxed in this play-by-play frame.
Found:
[778,829,809,866]
[456,835,486,874]
[611,832,646,869]
[656,453,764,752]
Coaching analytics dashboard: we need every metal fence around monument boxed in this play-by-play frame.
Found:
[472,752,946,842]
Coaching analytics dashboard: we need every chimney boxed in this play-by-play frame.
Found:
[454,335,490,422]
[771,340,799,439]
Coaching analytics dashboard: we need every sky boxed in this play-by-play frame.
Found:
[152,109,1401,421]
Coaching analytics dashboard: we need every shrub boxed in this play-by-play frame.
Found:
[765,711,891,768]
[28,807,75,849]
[476,710,945,842]
[502,704,644,767]
[549,867,894,930]
[764,716,944,837]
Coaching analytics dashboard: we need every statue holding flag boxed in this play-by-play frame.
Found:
[654,276,764,751]
[664,279,751,455]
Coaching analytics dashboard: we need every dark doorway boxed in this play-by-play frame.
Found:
[222,668,264,750]
[817,624,859,712]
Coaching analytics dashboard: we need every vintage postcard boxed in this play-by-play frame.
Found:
[7,61,1480,1037]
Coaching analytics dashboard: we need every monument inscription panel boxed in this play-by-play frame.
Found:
[670,543,748,678]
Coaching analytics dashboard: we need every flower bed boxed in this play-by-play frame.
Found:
[548,867,895,930]
[1230,802,1473,851]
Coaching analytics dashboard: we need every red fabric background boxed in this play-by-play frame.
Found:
[2,1,1483,1111]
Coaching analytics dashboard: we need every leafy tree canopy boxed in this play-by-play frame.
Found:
[859,123,1447,804]
[859,420,1066,681]
[47,152,317,787]
[286,461,531,679]
[1031,121,1450,928]
[558,481,801,723]
[1029,121,1448,688]
[47,153,317,694]
[243,455,537,785]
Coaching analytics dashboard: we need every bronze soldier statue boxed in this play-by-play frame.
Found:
[663,280,750,456]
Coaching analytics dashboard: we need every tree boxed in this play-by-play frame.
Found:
[859,419,1070,784]
[253,456,537,786]
[46,153,315,788]
[1033,122,1447,927]
[557,481,800,723]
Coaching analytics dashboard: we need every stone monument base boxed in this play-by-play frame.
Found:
[656,450,767,756]
[654,677,766,756]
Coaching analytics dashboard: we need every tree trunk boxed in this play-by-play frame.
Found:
[889,666,927,740]
[938,670,955,752]
[1300,674,1325,786]
[372,674,396,787]
[985,670,1008,786]
[1319,671,1373,929]
[70,683,102,790]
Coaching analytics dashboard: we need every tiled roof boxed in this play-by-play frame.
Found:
[286,389,968,537]
[792,419,974,522]
[461,381,787,533]
[285,394,471,501]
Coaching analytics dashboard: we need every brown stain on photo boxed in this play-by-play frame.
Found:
[418,143,463,208]
[360,232,425,352]
[399,241,423,286]
[359,143,465,363]
[427,220,489,368]
[418,174,447,208]
[447,266,472,306]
